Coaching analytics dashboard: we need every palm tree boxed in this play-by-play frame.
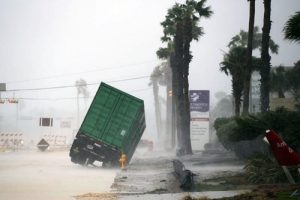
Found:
[158,0,212,154]
[220,46,247,116]
[286,60,300,109]
[157,44,177,149]
[243,0,255,115]
[181,0,212,154]
[270,66,289,98]
[228,27,278,53]
[149,66,162,140]
[158,5,182,151]
[164,58,175,149]
[174,19,185,153]
[75,79,89,128]
[222,28,278,115]
[260,0,272,112]
[283,12,300,43]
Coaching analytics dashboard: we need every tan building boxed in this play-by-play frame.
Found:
[269,97,297,111]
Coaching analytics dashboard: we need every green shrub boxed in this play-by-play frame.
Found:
[244,153,286,184]
[214,117,235,130]
[215,118,237,150]
[244,153,300,184]
[214,109,300,155]
[214,109,300,184]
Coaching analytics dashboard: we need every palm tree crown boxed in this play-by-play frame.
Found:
[283,12,300,43]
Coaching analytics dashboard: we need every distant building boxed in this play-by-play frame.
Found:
[250,67,297,112]
[250,71,261,113]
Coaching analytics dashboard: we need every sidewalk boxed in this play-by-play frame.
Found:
[109,149,247,200]
[119,190,249,200]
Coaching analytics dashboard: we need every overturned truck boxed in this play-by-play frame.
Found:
[70,82,146,166]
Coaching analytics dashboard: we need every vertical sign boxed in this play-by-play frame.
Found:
[250,71,261,113]
[190,90,210,151]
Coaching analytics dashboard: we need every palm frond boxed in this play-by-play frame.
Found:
[283,12,300,43]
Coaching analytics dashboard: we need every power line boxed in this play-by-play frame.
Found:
[128,87,152,93]
[3,75,152,92]
[19,97,90,101]
[5,59,159,84]
[0,87,151,101]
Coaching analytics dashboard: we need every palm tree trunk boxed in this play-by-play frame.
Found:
[170,53,178,150]
[153,80,162,139]
[233,77,242,116]
[174,21,185,152]
[166,57,175,149]
[278,89,285,98]
[260,0,272,112]
[182,16,193,154]
[243,0,255,115]
[234,95,241,116]
[182,74,192,154]
[176,68,184,151]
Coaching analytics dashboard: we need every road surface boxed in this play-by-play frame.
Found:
[0,150,117,200]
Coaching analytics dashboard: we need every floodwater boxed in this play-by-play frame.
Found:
[119,190,249,200]
[0,149,247,200]
[112,150,247,200]
[0,150,117,200]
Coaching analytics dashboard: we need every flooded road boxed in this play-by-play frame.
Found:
[0,150,117,200]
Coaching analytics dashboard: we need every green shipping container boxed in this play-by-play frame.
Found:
[69,82,146,166]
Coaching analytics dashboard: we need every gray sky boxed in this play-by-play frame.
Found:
[0,0,299,139]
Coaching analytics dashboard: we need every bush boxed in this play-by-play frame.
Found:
[214,109,300,184]
[214,117,234,130]
[214,109,300,158]
[244,153,286,184]
[245,153,300,184]
[215,118,237,150]
[214,117,267,159]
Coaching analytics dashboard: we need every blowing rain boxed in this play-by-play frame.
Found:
[0,0,300,199]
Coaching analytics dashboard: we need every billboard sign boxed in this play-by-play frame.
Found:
[190,90,210,151]
[190,90,209,112]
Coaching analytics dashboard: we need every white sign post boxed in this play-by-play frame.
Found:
[190,90,210,151]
